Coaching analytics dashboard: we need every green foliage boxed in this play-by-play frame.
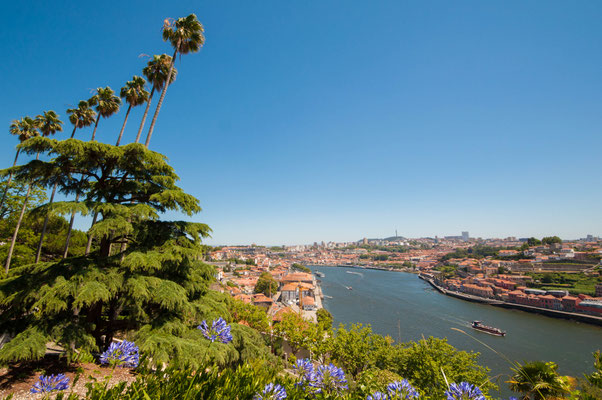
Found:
[527,237,542,246]
[392,337,495,397]
[273,312,320,355]
[0,141,238,366]
[355,368,404,398]
[78,359,280,400]
[542,236,563,245]
[0,179,88,267]
[508,360,570,400]
[578,351,602,400]
[292,263,311,273]
[327,324,394,377]
[441,245,499,261]
[254,271,278,297]
[527,272,599,296]
[0,179,47,221]
[229,298,270,332]
[316,308,333,331]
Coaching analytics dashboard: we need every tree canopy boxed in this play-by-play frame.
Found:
[0,139,230,367]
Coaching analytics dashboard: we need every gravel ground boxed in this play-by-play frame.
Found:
[0,362,136,400]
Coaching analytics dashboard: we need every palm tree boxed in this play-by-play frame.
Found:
[116,76,149,146]
[0,117,40,218]
[508,361,570,400]
[61,100,97,258]
[67,100,97,138]
[90,87,121,141]
[144,14,204,147]
[135,54,177,143]
[4,117,41,273]
[33,111,63,263]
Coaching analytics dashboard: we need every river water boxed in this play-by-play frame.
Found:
[312,266,602,397]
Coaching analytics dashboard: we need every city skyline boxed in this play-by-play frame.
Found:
[2,1,602,245]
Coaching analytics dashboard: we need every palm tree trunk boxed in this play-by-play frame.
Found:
[62,192,80,258]
[90,114,100,141]
[115,104,132,146]
[135,88,155,143]
[70,126,77,139]
[145,47,178,148]
[0,148,21,218]
[4,152,39,273]
[34,181,58,263]
[4,183,32,274]
[84,212,99,255]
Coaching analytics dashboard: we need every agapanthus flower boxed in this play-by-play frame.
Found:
[198,317,233,344]
[30,373,70,393]
[387,379,420,399]
[308,363,348,394]
[254,383,287,400]
[99,340,140,368]
[445,382,485,400]
[367,391,389,400]
[293,358,314,386]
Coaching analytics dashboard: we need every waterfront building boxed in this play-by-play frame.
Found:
[596,283,602,297]
[576,299,602,316]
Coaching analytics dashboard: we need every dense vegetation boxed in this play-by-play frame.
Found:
[440,246,500,261]
[526,272,602,296]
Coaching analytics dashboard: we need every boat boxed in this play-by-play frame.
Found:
[316,271,325,278]
[345,286,353,290]
[346,271,362,276]
[471,321,506,337]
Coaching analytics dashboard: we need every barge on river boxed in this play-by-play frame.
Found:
[471,321,506,337]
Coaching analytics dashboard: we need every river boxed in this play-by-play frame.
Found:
[312,266,602,397]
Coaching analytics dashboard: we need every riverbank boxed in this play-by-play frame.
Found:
[419,274,602,327]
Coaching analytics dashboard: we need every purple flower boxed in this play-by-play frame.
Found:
[308,363,348,394]
[293,358,314,385]
[445,382,485,400]
[30,373,70,393]
[99,340,140,368]
[198,317,233,344]
[367,391,390,400]
[254,383,287,400]
[387,379,420,399]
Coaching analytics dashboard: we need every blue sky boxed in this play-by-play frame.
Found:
[2,1,602,245]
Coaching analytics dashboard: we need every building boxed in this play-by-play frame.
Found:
[462,231,469,241]
[596,283,602,298]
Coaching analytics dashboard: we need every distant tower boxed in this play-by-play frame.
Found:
[462,231,469,241]
[395,229,398,238]
[362,237,368,245]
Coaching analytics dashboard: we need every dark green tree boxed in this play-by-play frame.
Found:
[0,138,242,368]
[254,272,278,297]
[542,236,562,245]
[61,100,97,258]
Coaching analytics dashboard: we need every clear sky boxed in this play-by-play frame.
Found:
[2,1,602,245]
